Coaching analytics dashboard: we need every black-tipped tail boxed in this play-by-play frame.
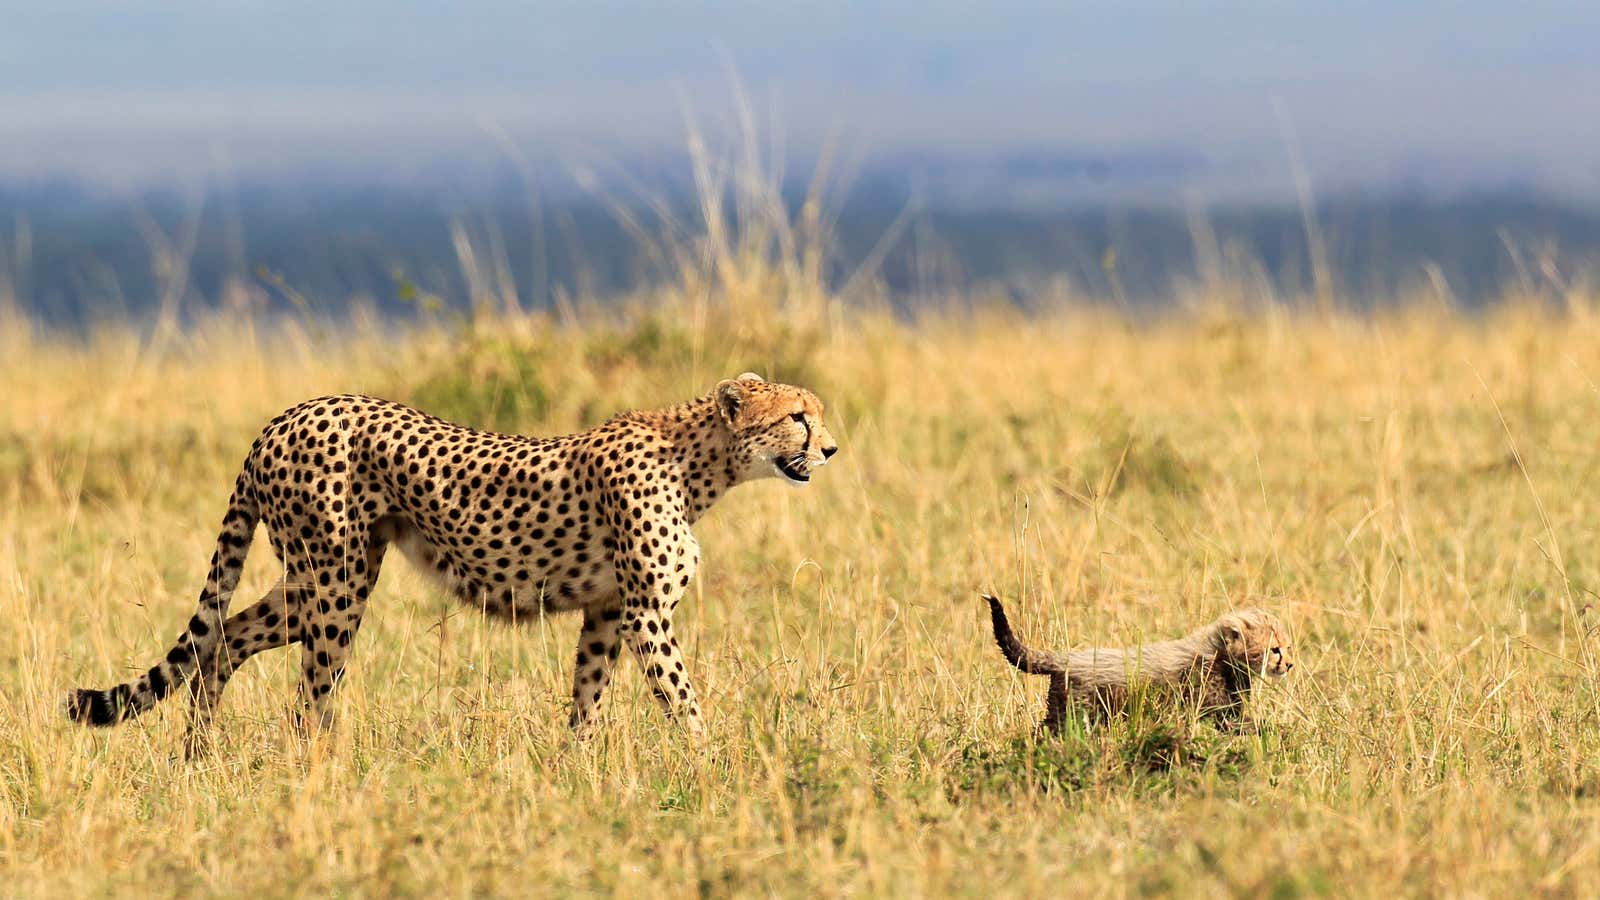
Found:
[63,657,186,726]
[63,684,136,726]
[62,472,257,731]
[982,593,1065,676]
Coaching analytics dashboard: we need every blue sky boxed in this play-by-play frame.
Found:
[2,1,1597,194]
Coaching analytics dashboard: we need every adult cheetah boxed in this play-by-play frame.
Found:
[63,373,838,748]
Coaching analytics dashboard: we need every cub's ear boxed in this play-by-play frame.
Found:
[736,371,765,383]
[1222,623,1244,643]
[715,379,747,428]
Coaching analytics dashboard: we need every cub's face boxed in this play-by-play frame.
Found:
[715,373,839,485]
[1219,608,1295,679]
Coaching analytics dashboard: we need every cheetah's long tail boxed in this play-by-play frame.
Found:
[982,593,1067,676]
[63,474,260,726]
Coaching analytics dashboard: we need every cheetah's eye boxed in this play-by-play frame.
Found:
[789,412,806,423]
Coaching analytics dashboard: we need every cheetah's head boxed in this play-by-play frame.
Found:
[1217,608,1295,680]
[714,373,839,486]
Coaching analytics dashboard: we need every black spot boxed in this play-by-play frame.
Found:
[147,667,171,699]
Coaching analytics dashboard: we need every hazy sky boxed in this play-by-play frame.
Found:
[3,1,1597,193]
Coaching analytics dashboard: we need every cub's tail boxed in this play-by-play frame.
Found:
[63,475,259,726]
[982,593,1066,676]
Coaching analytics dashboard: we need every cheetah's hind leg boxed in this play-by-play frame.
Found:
[184,579,307,758]
[294,524,387,737]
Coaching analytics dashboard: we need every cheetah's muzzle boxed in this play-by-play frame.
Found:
[775,454,811,484]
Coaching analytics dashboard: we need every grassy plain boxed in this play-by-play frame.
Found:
[6,267,1600,896]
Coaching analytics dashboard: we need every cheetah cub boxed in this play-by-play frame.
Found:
[981,594,1293,731]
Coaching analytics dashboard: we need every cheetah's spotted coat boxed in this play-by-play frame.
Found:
[63,374,837,748]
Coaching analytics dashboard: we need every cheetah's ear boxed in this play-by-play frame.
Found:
[715,379,748,429]
[736,372,764,383]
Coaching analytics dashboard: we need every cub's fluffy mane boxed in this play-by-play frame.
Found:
[981,594,1286,726]
[984,594,1272,684]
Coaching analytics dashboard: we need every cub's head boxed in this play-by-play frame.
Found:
[714,373,839,486]
[1216,608,1295,680]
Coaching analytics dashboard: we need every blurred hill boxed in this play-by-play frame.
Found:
[3,160,1596,326]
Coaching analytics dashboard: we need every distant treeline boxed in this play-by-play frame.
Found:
[2,177,1596,326]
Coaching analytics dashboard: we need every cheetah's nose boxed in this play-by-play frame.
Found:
[822,445,838,460]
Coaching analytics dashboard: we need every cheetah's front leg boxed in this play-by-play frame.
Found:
[607,500,706,743]
[570,605,624,737]
[622,607,705,742]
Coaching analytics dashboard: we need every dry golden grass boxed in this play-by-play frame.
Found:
[8,284,1600,896]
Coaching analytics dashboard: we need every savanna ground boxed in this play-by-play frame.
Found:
[7,275,1600,896]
